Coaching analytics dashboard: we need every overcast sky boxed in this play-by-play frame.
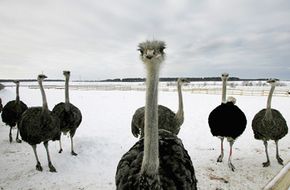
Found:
[0,0,290,80]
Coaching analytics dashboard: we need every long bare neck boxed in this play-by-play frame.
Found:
[39,80,48,111]
[141,64,160,176]
[221,78,227,103]
[176,81,184,124]
[265,84,275,120]
[65,75,70,111]
[15,83,20,103]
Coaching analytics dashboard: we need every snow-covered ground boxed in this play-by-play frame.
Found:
[0,83,289,190]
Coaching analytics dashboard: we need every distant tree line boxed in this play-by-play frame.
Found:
[0,79,63,82]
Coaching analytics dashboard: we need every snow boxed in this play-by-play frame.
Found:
[0,83,290,190]
[264,162,290,189]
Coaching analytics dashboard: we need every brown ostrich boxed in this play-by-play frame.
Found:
[252,79,288,167]
[115,40,197,189]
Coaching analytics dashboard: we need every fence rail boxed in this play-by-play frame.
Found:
[25,84,290,97]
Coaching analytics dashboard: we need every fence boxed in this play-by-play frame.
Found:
[25,83,290,97]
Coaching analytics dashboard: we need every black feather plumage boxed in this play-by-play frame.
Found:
[52,102,82,137]
[116,130,197,190]
[2,101,28,127]
[19,108,60,145]
[252,109,288,141]
[208,102,247,139]
[131,105,178,138]
[0,98,3,113]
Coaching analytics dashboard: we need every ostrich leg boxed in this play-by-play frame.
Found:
[228,140,236,172]
[263,141,270,167]
[70,129,77,156]
[9,127,12,143]
[217,137,224,162]
[70,136,77,156]
[16,124,22,143]
[275,140,283,165]
[58,135,63,153]
[43,141,57,172]
[32,145,43,171]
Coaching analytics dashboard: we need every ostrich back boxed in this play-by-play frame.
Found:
[252,109,288,141]
[52,102,82,136]
[208,102,247,139]
[116,130,197,190]
[19,107,60,145]
[131,105,178,138]
[1,100,28,127]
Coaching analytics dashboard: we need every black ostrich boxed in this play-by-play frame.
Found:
[208,73,247,171]
[115,40,197,189]
[19,74,60,172]
[252,79,288,167]
[131,78,189,138]
[1,81,28,143]
[0,98,3,113]
[52,71,82,156]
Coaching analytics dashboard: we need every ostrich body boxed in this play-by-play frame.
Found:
[0,98,2,113]
[52,71,82,156]
[19,75,60,172]
[1,81,28,143]
[131,78,188,138]
[252,79,288,167]
[208,73,247,171]
[115,40,197,189]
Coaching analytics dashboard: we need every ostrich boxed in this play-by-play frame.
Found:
[115,40,197,189]
[208,73,247,171]
[52,71,82,156]
[252,79,288,167]
[19,74,60,172]
[131,78,189,138]
[0,98,2,113]
[1,81,28,143]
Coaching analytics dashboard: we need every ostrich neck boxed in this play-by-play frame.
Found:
[141,63,160,176]
[265,84,275,120]
[39,80,48,111]
[15,83,20,103]
[176,82,184,123]
[221,78,227,103]
[65,76,70,110]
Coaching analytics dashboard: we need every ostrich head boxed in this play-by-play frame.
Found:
[63,70,71,78]
[13,80,19,85]
[267,78,279,85]
[178,78,190,85]
[138,40,166,68]
[221,73,229,80]
[38,74,47,81]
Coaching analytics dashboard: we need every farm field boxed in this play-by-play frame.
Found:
[0,82,289,190]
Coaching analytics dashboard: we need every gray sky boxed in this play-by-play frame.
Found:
[0,0,290,80]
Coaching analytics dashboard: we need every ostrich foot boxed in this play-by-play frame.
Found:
[36,162,43,171]
[71,151,78,156]
[48,162,57,172]
[58,149,63,153]
[228,162,235,172]
[263,161,270,167]
[217,154,223,162]
[276,156,284,165]
[16,138,22,143]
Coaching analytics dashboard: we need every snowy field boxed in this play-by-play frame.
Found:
[0,82,289,190]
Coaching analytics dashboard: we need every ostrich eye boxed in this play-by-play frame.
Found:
[138,48,144,55]
[160,47,165,54]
